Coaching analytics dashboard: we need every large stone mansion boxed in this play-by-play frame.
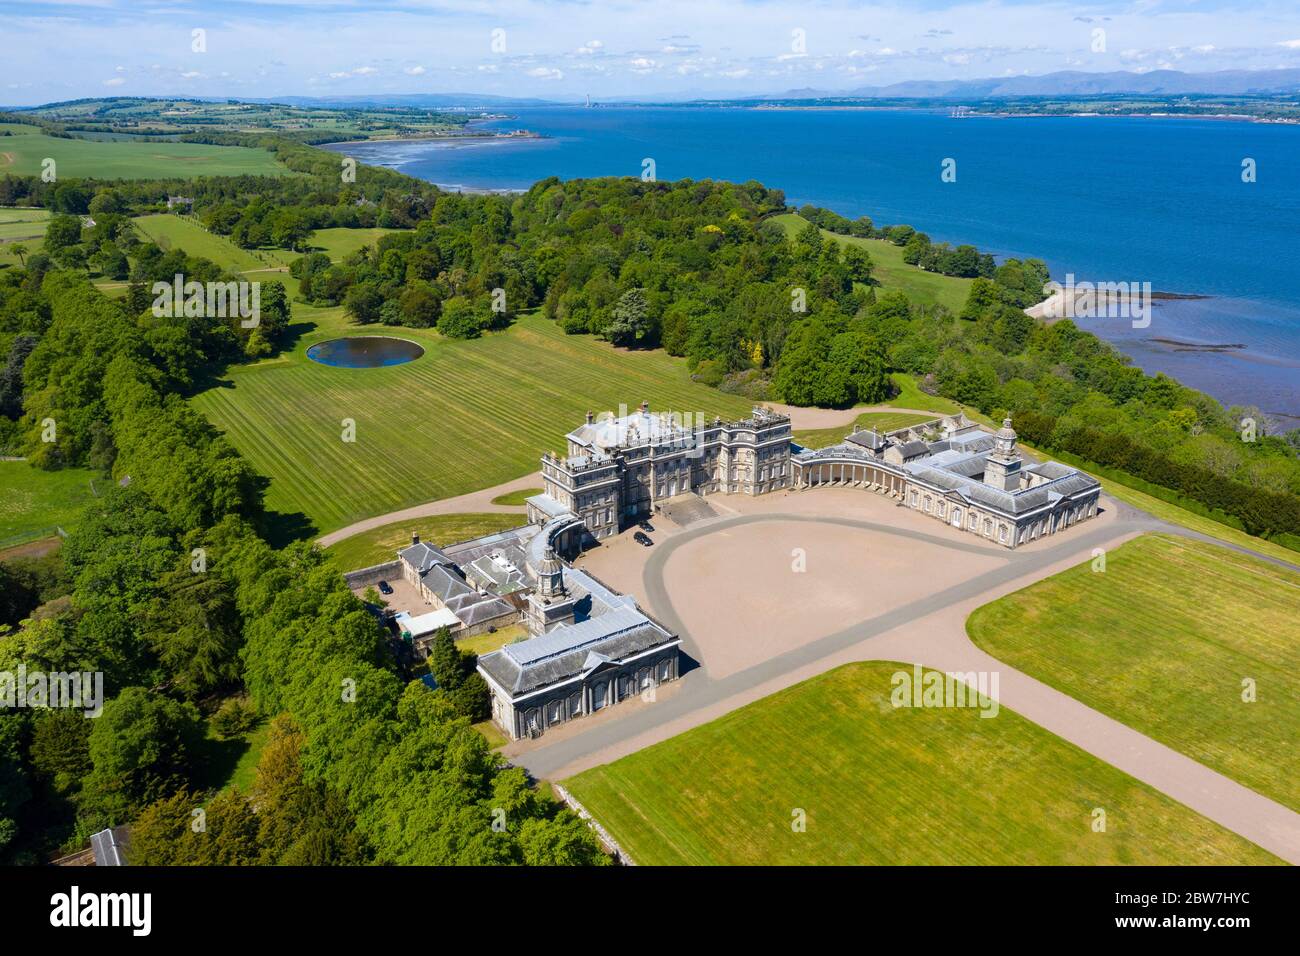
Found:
[355,402,1098,743]
[532,402,1101,550]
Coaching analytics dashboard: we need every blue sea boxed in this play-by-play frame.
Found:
[329,107,1300,421]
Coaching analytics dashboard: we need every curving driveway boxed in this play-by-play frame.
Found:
[509,495,1300,864]
[316,471,541,548]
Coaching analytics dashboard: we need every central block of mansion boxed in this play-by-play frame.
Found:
[532,402,1100,550]
[531,401,793,539]
[383,403,1098,743]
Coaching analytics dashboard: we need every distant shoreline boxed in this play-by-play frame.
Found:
[749,104,1299,125]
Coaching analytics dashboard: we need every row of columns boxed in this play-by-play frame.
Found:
[794,461,906,498]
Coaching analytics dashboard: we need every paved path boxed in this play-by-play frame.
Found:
[316,471,541,547]
[509,497,1300,863]
[766,402,950,429]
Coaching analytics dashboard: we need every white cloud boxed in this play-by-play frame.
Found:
[527,66,564,80]
[629,57,658,72]
[180,71,203,79]
[404,65,426,75]
[1279,39,1300,49]
[103,77,125,86]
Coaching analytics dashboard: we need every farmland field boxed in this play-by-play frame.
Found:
[0,207,50,268]
[968,533,1300,810]
[192,309,754,534]
[771,213,974,313]
[0,122,289,179]
[563,661,1277,865]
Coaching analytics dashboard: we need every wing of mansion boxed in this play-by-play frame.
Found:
[354,402,1099,742]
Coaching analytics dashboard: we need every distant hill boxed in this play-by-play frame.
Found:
[257,93,564,109]
[833,68,1300,99]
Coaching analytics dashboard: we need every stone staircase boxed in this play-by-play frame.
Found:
[659,493,720,528]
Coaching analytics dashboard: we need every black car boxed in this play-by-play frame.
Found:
[377,580,393,595]
[633,531,653,547]
[638,520,654,532]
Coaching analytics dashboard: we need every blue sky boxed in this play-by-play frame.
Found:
[2,0,1299,105]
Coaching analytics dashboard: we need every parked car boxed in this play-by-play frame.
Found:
[638,520,655,532]
[634,531,653,547]
[378,580,393,595]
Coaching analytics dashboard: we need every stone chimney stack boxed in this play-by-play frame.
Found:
[640,400,650,414]
[585,410,594,424]
[411,531,420,545]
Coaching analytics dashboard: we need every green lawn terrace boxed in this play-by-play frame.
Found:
[968,533,1300,811]
[564,660,1279,866]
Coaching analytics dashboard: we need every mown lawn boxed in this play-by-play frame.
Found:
[770,213,974,313]
[0,461,100,547]
[458,623,530,657]
[305,226,404,262]
[793,410,935,450]
[132,214,289,272]
[193,311,754,534]
[968,533,1300,811]
[326,512,528,571]
[888,372,962,414]
[564,660,1277,865]
[0,122,289,179]
[490,487,543,506]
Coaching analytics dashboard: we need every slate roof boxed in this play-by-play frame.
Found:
[478,612,676,696]
[416,563,515,627]
[905,460,1099,516]
[397,540,454,574]
[568,410,693,451]
[90,828,127,866]
[845,429,884,451]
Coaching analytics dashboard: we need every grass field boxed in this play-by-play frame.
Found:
[0,207,50,240]
[968,533,1300,811]
[490,488,543,506]
[889,371,962,414]
[192,309,754,534]
[457,623,529,657]
[132,214,290,272]
[326,512,527,571]
[0,122,289,180]
[564,660,1277,865]
[0,207,49,268]
[792,410,935,450]
[771,213,974,313]
[305,227,403,262]
[0,461,101,547]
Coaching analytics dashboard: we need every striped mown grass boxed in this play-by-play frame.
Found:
[969,533,1300,811]
[564,660,1278,865]
[192,313,753,534]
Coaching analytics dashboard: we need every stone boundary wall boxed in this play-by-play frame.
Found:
[552,783,636,866]
[342,559,401,590]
